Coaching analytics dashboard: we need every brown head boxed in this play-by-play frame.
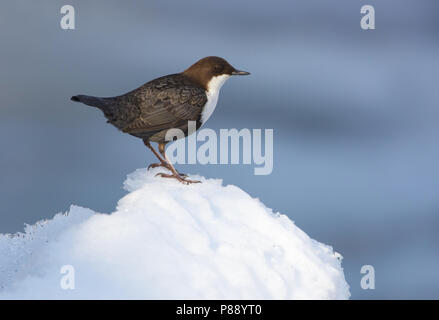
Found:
[182,56,250,91]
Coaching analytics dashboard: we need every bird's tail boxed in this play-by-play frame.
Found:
[71,95,108,109]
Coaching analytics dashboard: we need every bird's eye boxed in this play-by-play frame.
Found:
[213,65,223,73]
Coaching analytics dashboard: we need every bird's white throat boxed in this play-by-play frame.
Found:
[201,74,230,124]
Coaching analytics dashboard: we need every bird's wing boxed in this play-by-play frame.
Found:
[119,75,207,134]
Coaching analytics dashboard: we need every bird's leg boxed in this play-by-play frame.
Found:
[143,139,170,171]
[156,142,186,175]
[155,143,188,178]
[156,143,200,184]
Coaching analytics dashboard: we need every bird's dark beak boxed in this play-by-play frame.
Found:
[232,69,250,76]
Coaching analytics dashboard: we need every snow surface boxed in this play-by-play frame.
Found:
[0,168,350,299]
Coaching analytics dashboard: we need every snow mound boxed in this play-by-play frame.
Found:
[0,169,350,299]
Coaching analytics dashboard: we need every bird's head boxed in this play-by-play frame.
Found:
[183,56,250,92]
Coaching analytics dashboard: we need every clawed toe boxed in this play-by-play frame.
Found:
[155,172,200,185]
[148,162,170,170]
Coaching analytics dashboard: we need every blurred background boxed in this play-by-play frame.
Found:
[1,0,438,299]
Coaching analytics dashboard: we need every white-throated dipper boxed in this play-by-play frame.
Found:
[71,56,250,184]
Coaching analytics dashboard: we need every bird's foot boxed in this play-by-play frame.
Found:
[147,162,170,171]
[148,162,187,177]
[155,172,201,185]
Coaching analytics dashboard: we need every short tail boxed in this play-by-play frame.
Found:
[70,94,108,109]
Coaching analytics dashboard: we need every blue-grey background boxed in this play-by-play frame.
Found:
[1,0,438,299]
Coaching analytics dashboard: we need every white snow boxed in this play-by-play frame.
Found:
[0,168,350,299]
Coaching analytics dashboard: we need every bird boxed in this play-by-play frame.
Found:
[71,56,250,184]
